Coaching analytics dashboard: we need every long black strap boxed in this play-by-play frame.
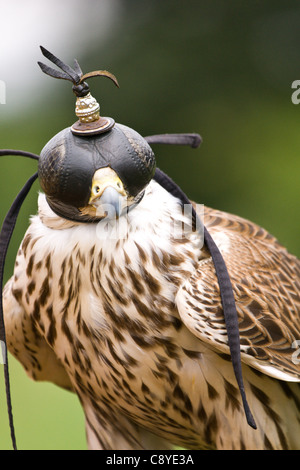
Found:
[0,150,39,160]
[0,171,39,450]
[203,228,256,428]
[154,167,256,429]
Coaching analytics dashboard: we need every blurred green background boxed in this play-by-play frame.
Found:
[1,0,300,450]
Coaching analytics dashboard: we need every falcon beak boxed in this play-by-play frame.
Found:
[98,186,123,219]
[88,167,127,219]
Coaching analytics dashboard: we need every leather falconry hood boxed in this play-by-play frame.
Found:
[37,46,156,222]
[38,124,156,222]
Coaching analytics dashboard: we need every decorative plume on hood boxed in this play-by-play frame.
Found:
[38,46,119,135]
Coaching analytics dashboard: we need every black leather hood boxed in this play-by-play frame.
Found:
[38,122,156,210]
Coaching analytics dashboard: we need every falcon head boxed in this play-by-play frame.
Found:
[38,123,156,222]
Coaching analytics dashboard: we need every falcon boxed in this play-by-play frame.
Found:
[2,47,300,450]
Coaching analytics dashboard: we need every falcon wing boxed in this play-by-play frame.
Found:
[3,275,73,391]
[176,206,300,382]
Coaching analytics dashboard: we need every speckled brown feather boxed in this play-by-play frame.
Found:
[3,182,300,449]
[177,205,300,381]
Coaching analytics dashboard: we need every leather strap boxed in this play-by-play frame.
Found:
[0,158,38,450]
[153,166,256,429]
